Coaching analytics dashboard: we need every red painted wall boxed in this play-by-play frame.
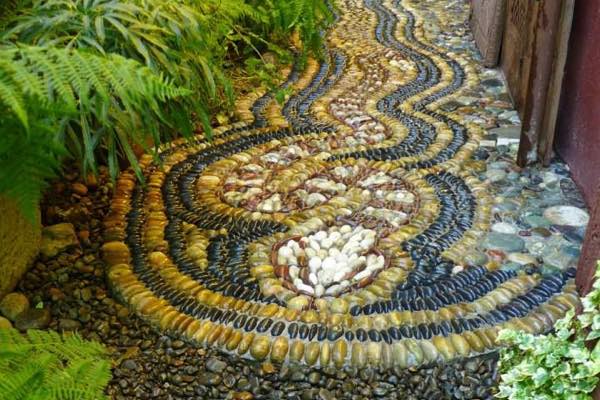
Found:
[555,0,600,207]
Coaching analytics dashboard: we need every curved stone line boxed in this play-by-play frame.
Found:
[161,131,332,299]
[321,0,478,273]
[354,267,516,314]
[331,0,441,160]
[331,0,468,167]
[398,171,476,286]
[251,55,305,128]
[126,142,575,327]
[283,48,347,130]
[145,55,378,305]
[157,133,473,304]
[161,131,308,303]
[116,201,577,347]
[156,52,308,161]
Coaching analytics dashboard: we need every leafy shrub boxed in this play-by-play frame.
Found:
[0,0,259,131]
[0,329,111,400]
[249,0,335,59]
[496,263,600,400]
[1,0,334,122]
[0,0,30,25]
[0,45,190,220]
[0,0,333,219]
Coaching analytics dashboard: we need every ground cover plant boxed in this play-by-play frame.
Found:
[497,262,600,400]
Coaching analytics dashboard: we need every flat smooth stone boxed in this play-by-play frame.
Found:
[463,251,488,266]
[542,172,559,187]
[500,262,522,272]
[491,222,518,235]
[506,253,538,266]
[543,206,589,227]
[483,233,525,253]
[542,250,577,271]
[489,126,521,139]
[523,215,551,228]
[488,161,511,170]
[486,170,507,183]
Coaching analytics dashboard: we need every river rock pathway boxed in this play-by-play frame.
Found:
[11,0,590,399]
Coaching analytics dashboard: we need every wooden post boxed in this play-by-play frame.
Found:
[576,194,600,296]
[515,0,562,167]
[501,0,537,116]
[538,0,575,165]
[470,0,507,67]
[498,0,574,167]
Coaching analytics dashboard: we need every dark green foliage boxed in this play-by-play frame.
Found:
[0,0,333,219]
[1,0,333,125]
[0,0,258,130]
[0,115,65,222]
[0,0,31,25]
[0,45,190,219]
[251,0,334,59]
[0,329,111,400]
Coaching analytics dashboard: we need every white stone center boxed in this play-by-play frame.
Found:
[276,225,385,297]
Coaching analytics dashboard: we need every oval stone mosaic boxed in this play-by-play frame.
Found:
[102,0,583,370]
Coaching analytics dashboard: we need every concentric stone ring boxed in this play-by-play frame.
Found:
[271,226,391,303]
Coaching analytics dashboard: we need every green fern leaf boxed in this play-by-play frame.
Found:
[0,45,190,218]
[0,329,111,400]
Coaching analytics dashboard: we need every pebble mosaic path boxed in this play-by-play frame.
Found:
[103,0,586,374]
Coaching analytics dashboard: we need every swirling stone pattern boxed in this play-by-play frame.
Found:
[103,0,581,370]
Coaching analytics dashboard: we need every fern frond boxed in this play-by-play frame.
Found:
[0,113,64,220]
[0,353,54,400]
[0,329,111,400]
[0,0,334,221]
[0,0,33,29]
[45,359,111,400]
[0,45,190,218]
[21,48,78,109]
[0,72,28,127]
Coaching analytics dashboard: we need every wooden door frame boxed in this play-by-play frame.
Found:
[514,0,575,167]
[499,1,600,296]
[501,0,538,115]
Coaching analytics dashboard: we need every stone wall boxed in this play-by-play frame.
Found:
[0,196,41,298]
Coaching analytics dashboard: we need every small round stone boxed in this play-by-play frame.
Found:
[14,307,51,331]
[330,298,349,314]
[483,232,525,253]
[287,296,309,311]
[270,337,289,363]
[0,316,12,329]
[289,341,305,362]
[485,169,506,182]
[491,222,518,234]
[304,342,320,365]
[205,357,227,373]
[250,336,271,360]
[0,293,30,321]
[450,334,471,357]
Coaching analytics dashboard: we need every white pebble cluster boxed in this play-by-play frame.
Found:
[361,207,408,227]
[277,225,385,297]
[374,188,415,204]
